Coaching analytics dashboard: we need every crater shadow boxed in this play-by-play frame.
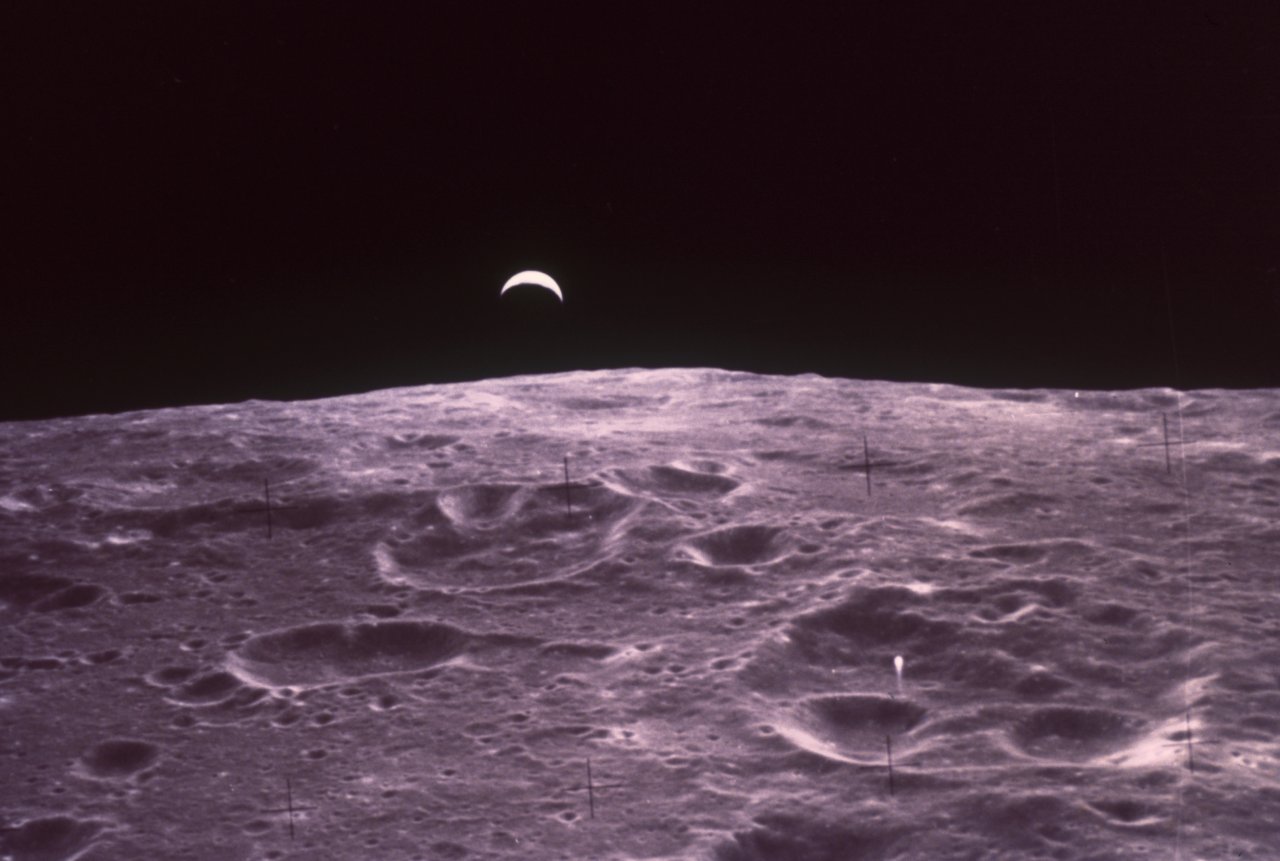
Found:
[80,739,159,778]
[1011,706,1146,761]
[685,525,785,566]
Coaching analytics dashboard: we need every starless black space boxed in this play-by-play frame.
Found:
[5,3,1278,420]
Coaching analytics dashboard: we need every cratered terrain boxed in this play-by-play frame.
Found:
[2,368,1278,860]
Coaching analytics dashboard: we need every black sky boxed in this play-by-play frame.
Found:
[5,3,1278,420]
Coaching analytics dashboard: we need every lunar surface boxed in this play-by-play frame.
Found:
[2,368,1278,860]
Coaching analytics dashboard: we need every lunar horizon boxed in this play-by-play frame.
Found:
[2,367,1278,860]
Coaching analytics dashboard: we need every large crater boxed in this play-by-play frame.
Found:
[230,620,469,688]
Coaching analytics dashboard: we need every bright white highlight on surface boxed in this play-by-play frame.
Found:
[500,270,563,302]
[894,655,905,694]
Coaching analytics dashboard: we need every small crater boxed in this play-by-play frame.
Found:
[991,593,1028,615]
[1012,707,1145,760]
[0,816,102,859]
[643,465,739,496]
[1087,798,1156,823]
[806,694,927,741]
[796,586,956,646]
[687,525,785,566]
[437,484,522,524]
[169,671,242,704]
[81,739,159,778]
